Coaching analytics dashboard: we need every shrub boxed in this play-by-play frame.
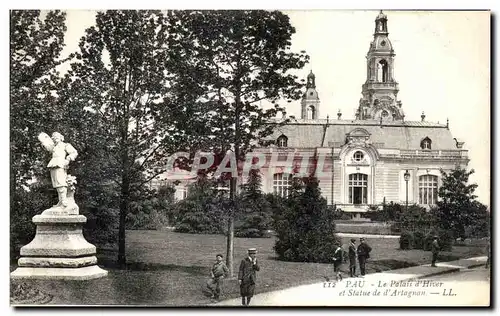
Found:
[365,202,404,222]
[235,214,271,238]
[274,176,341,263]
[399,231,414,250]
[235,170,273,238]
[329,207,352,220]
[412,230,426,250]
[174,178,226,235]
[424,230,454,252]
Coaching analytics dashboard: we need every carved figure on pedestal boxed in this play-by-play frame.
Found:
[38,132,78,211]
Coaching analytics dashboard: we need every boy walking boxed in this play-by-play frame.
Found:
[207,254,229,300]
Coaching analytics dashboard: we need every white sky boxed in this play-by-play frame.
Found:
[56,10,491,205]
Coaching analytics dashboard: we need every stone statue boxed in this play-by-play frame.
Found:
[11,133,107,280]
[38,132,78,209]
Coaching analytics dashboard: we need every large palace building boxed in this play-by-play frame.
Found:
[157,11,469,217]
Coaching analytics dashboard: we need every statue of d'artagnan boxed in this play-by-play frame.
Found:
[38,132,78,208]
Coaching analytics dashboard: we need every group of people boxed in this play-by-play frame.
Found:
[206,248,259,306]
[332,237,372,281]
[206,239,374,305]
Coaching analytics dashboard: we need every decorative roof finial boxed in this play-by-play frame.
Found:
[337,109,342,120]
[446,118,449,129]
[421,111,426,122]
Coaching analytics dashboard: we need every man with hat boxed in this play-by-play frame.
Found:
[431,236,440,267]
[332,242,344,281]
[238,248,260,306]
[356,237,372,277]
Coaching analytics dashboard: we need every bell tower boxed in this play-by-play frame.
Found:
[301,70,320,120]
[357,11,404,121]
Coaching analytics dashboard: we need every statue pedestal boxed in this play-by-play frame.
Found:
[10,209,108,280]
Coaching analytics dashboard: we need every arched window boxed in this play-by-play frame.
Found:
[273,173,292,198]
[307,105,316,119]
[419,175,438,205]
[377,59,388,83]
[277,135,288,147]
[421,137,432,150]
[348,173,368,204]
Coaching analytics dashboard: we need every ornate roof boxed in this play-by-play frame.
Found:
[268,120,461,150]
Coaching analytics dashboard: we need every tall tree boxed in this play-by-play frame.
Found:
[434,166,488,239]
[10,10,68,192]
[167,10,309,276]
[10,10,72,257]
[65,10,205,266]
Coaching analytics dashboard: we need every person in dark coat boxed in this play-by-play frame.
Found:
[357,237,372,277]
[238,248,260,306]
[332,243,343,281]
[348,239,357,277]
[431,236,440,267]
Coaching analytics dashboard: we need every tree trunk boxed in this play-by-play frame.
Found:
[118,187,129,267]
[118,123,130,267]
[226,176,236,277]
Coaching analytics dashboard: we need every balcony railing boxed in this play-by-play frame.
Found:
[399,150,465,158]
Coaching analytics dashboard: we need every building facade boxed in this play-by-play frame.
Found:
[159,11,469,217]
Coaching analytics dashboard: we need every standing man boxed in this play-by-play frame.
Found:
[357,237,372,277]
[207,253,229,301]
[431,236,440,267]
[238,248,260,306]
[348,238,357,277]
[332,243,343,281]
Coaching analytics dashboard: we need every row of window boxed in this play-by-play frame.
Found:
[276,136,433,150]
[272,173,439,205]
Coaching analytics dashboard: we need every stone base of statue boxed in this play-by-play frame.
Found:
[10,203,108,281]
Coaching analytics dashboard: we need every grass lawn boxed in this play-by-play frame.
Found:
[10,230,486,306]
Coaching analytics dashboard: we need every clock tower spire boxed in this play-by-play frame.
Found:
[356,10,404,121]
[301,70,320,120]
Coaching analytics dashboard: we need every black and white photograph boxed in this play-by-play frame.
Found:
[8,7,491,307]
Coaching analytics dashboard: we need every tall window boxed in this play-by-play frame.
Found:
[307,105,316,119]
[419,175,438,205]
[273,173,292,198]
[277,135,288,147]
[348,173,368,204]
[377,59,388,82]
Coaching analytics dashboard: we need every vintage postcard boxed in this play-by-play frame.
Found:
[9,9,490,307]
